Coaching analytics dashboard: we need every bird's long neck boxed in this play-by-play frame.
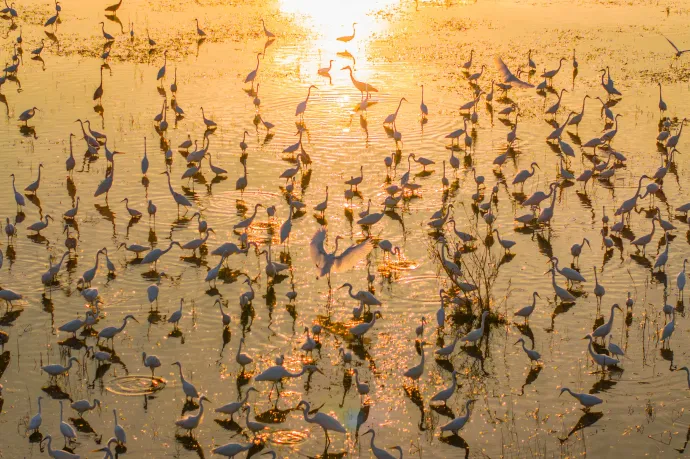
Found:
[241,391,251,404]
[607,308,616,325]
[301,404,312,421]
[255,54,261,70]
[331,237,339,256]
[581,97,587,112]
[38,398,42,413]
[237,340,243,356]
[59,402,64,421]
[198,398,206,418]
[368,430,376,449]
[90,400,97,410]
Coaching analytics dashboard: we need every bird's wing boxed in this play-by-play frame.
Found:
[333,238,373,272]
[494,56,534,88]
[309,228,328,269]
[664,35,680,53]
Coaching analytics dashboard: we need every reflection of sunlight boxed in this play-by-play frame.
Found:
[278,0,397,90]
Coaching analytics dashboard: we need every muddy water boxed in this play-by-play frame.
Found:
[1,0,690,457]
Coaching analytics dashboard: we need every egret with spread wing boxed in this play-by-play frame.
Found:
[663,35,690,58]
[494,56,534,88]
[310,228,372,278]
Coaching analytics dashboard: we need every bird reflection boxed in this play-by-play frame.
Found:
[559,411,603,442]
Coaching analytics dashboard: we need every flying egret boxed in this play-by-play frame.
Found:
[494,56,533,88]
[310,229,372,277]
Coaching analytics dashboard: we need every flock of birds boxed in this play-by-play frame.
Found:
[1,0,690,458]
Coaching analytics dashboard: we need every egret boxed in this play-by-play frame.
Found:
[440,399,475,436]
[547,267,576,303]
[678,259,687,298]
[560,387,602,410]
[310,229,372,277]
[243,405,268,437]
[172,361,199,400]
[156,50,168,83]
[200,106,217,129]
[28,396,43,432]
[420,84,429,119]
[24,163,43,193]
[175,394,210,434]
[112,409,127,446]
[677,367,690,389]
[27,214,53,234]
[211,442,253,458]
[584,334,619,370]
[460,310,489,346]
[541,57,566,84]
[523,182,558,208]
[97,314,138,345]
[42,356,78,379]
[430,371,458,406]
[492,229,516,253]
[549,256,586,284]
[168,298,184,329]
[99,21,114,41]
[545,89,567,116]
[607,335,625,359]
[570,238,590,262]
[514,292,540,323]
[515,337,541,363]
[342,65,378,97]
[295,84,318,120]
[236,337,253,367]
[244,52,262,88]
[384,97,408,125]
[363,429,403,459]
[141,241,181,269]
[215,387,258,419]
[71,398,100,418]
[118,242,150,257]
[18,106,39,125]
[40,436,80,459]
[337,22,357,42]
[666,119,685,149]
[494,56,533,88]
[195,18,206,37]
[435,336,460,358]
[9,174,25,210]
[254,363,322,388]
[94,152,123,200]
[297,400,346,445]
[350,310,382,338]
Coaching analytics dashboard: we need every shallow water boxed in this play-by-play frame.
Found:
[2,0,690,457]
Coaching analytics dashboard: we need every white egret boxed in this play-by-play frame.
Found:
[97,314,138,345]
[29,396,43,432]
[24,163,44,194]
[654,233,670,271]
[515,338,541,363]
[27,214,53,234]
[460,311,489,346]
[435,336,460,358]
[236,337,253,367]
[440,399,475,436]
[592,304,622,340]
[297,400,346,444]
[607,335,625,359]
[514,292,540,322]
[362,429,403,459]
[295,84,318,119]
[310,229,372,277]
[243,405,268,437]
[195,18,206,37]
[211,443,253,457]
[162,171,193,213]
[430,370,458,405]
[175,394,210,434]
[245,52,262,88]
[172,361,199,400]
[494,56,533,88]
[403,341,426,381]
[141,241,181,268]
[71,398,100,418]
[255,364,322,387]
[342,65,378,97]
[492,229,516,253]
[350,310,382,338]
[234,203,263,231]
[560,387,602,410]
[678,259,687,298]
[42,356,79,379]
[40,435,80,459]
[118,242,150,257]
[584,335,619,370]
[112,409,126,445]
[549,257,586,284]
[167,299,184,330]
[215,387,258,419]
[547,267,576,303]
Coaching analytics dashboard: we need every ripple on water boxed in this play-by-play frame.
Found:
[106,375,167,396]
[270,429,308,445]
